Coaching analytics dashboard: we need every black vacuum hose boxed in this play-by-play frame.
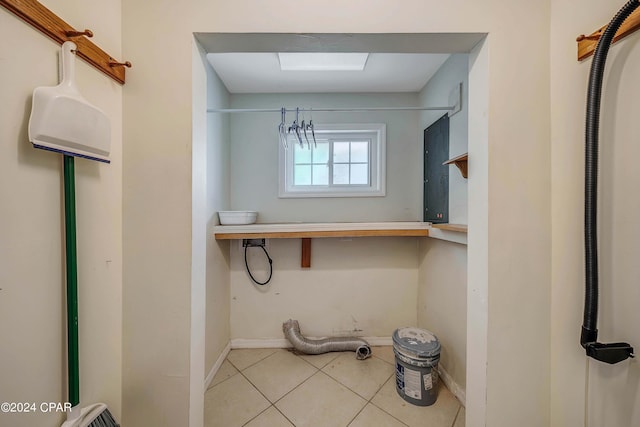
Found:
[581,0,637,363]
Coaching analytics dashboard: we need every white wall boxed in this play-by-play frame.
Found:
[191,41,207,427]
[419,54,469,225]
[227,92,428,345]
[122,1,552,426]
[418,238,467,400]
[204,63,231,373]
[0,1,122,426]
[230,237,418,341]
[551,1,640,426]
[416,54,469,402]
[122,3,193,425]
[465,39,490,425]
[229,92,421,222]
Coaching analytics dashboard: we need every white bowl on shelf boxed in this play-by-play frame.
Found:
[218,211,258,225]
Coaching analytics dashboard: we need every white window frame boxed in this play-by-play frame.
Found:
[278,123,386,198]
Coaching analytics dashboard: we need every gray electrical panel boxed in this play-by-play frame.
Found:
[423,114,449,224]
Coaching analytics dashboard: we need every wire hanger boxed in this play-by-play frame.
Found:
[308,108,317,148]
[288,107,304,147]
[301,108,311,149]
[278,107,287,149]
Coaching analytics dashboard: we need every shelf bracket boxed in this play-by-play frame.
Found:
[0,0,130,84]
[576,7,640,61]
[443,153,468,179]
[301,238,311,269]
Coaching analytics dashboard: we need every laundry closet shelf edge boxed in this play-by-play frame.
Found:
[213,221,431,239]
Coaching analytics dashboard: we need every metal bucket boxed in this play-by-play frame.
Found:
[392,327,441,406]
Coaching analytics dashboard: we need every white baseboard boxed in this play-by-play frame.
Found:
[204,342,231,391]
[364,337,393,346]
[231,336,393,349]
[231,338,291,349]
[438,364,466,407]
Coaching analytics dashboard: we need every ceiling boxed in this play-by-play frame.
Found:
[206,52,451,93]
[198,33,485,94]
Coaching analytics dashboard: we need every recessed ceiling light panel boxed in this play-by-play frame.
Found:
[278,52,369,71]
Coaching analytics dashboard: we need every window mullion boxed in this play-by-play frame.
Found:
[348,141,352,185]
[307,146,311,186]
[328,138,334,187]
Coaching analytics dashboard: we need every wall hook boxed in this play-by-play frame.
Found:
[576,33,601,42]
[108,60,132,68]
[65,29,93,38]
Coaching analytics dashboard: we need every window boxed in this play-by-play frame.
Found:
[279,123,386,198]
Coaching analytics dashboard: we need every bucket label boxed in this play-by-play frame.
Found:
[396,364,404,391]
[423,373,433,390]
[403,367,422,400]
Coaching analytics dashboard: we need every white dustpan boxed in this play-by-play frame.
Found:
[28,41,110,163]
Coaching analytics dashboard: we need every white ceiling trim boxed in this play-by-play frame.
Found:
[206,52,451,93]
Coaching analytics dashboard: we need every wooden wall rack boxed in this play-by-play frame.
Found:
[0,0,130,84]
[577,7,640,61]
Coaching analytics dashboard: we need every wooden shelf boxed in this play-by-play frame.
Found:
[214,222,430,240]
[443,153,468,178]
[577,7,640,61]
[215,222,430,268]
[432,223,467,233]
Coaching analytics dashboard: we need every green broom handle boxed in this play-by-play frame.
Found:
[63,155,80,407]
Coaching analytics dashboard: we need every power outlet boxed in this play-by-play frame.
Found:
[243,238,266,247]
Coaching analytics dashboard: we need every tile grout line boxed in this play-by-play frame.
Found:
[272,368,323,405]
[320,359,394,401]
[240,404,273,427]
[239,402,298,427]
[206,369,240,391]
[231,352,300,421]
[269,350,328,405]
[226,348,280,372]
[236,363,302,405]
[294,350,338,369]
[222,347,409,427]
[345,405,368,426]
[318,352,409,426]
[272,404,297,427]
[296,349,408,426]
[285,368,374,427]
[362,374,411,427]
[238,351,322,425]
[235,367,300,426]
[450,405,462,427]
[294,351,367,427]
[312,355,407,426]
[268,369,327,426]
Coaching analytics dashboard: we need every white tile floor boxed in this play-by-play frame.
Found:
[205,347,465,427]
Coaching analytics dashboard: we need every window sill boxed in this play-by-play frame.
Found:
[278,189,386,198]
